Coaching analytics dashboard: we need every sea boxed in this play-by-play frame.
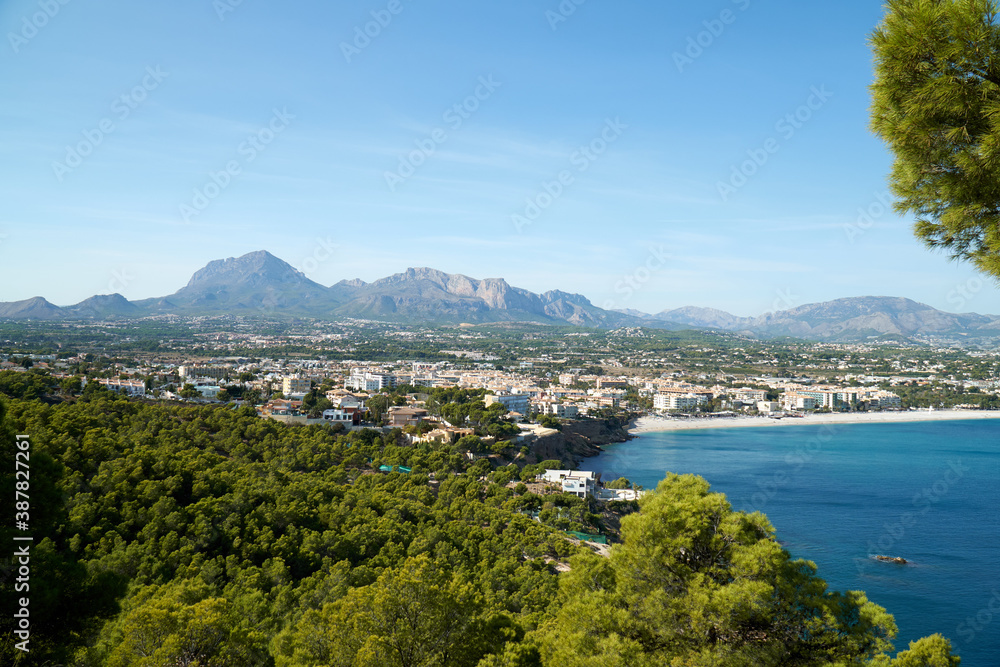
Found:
[588,419,1000,666]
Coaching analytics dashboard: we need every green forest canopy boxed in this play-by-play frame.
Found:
[0,390,960,666]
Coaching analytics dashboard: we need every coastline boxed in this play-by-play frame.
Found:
[629,409,1000,434]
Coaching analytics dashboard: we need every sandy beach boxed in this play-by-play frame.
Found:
[629,409,1000,434]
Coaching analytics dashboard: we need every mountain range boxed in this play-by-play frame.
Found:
[3,250,999,342]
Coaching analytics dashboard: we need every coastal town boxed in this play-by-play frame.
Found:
[5,317,999,429]
[7,319,998,513]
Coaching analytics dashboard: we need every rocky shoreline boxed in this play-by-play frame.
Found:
[526,417,633,468]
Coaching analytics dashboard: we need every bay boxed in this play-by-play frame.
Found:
[588,419,1000,666]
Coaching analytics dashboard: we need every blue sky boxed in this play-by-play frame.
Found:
[3,0,998,317]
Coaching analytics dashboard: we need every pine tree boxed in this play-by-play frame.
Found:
[871,0,1000,278]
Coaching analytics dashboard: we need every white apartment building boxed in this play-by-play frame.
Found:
[539,469,597,498]
[733,388,768,403]
[533,401,579,418]
[196,385,222,399]
[547,403,579,418]
[325,392,366,410]
[282,376,311,396]
[757,401,781,413]
[322,408,356,426]
[485,392,530,415]
[865,391,902,409]
[97,378,146,397]
[346,370,398,393]
[178,365,230,381]
[654,393,707,411]
[781,393,820,411]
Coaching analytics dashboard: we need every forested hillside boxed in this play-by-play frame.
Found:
[0,389,959,666]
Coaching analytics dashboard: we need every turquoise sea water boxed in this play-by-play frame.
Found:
[589,419,1000,666]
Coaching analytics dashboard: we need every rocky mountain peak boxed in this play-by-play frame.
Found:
[184,250,313,290]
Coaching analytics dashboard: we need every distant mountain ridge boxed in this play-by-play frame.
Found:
[68,294,141,319]
[0,296,63,319]
[635,296,1000,340]
[0,251,641,328]
[751,296,998,339]
[653,306,753,331]
[130,250,334,314]
[325,266,636,327]
[2,250,999,341]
